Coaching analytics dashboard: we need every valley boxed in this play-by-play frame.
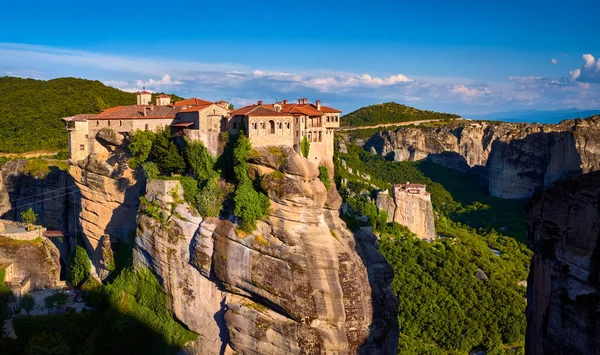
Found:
[0,79,598,354]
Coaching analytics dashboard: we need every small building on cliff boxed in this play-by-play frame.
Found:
[376,182,436,240]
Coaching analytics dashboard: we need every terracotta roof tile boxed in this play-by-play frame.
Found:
[180,103,214,113]
[233,105,292,117]
[157,94,171,98]
[136,90,152,94]
[173,98,213,107]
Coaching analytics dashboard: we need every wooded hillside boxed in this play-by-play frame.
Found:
[0,76,182,153]
[341,102,460,127]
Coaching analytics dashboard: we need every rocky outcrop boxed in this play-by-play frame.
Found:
[375,186,436,240]
[365,116,600,199]
[0,159,78,233]
[0,236,61,289]
[70,130,142,279]
[525,171,600,354]
[134,147,399,354]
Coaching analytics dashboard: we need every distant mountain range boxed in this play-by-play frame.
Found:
[466,108,600,124]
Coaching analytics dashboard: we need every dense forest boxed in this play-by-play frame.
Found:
[335,137,531,354]
[341,102,460,127]
[0,76,182,153]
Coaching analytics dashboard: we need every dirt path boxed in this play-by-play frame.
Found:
[337,118,463,131]
[0,151,61,158]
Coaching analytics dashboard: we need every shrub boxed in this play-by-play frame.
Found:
[141,161,159,180]
[150,128,185,175]
[184,140,216,182]
[20,294,36,316]
[128,130,156,168]
[20,208,38,226]
[301,135,310,158]
[231,134,270,231]
[196,176,225,217]
[104,267,198,347]
[318,165,331,190]
[68,245,91,287]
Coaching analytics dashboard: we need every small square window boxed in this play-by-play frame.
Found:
[79,144,85,150]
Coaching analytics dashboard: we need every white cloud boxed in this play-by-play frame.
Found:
[135,74,182,90]
[449,85,491,97]
[551,58,558,64]
[571,53,600,83]
[568,69,581,82]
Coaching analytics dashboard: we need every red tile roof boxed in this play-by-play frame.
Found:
[179,103,214,113]
[234,101,341,117]
[173,98,213,107]
[233,105,292,117]
[157,94,171,98]
[136,90,152,94]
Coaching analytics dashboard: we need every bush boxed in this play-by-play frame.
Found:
[196,176,226,217]
[185,140,216,181]
[20,208,38,226]
[318,165,331,190]
[151,128,185,175]
[104,267,198,347]
[141,161,159,180]
[68,245,91,287]
[20,294,36,316]
[231,134,270,231]
[128,130,156,168]
[301,135,310,158]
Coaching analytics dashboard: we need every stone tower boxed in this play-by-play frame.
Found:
[136,90,152,105]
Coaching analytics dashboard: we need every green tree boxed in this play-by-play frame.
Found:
[301,135,310,158]
[68,246,91,287]
[185,140,216,181]
[24,331,70,355]
[20,208,38,226]
[19,294,35,316]
[231,134,270,232]
[228,104,234,110]
[151,128,185,175]
[196,176,225,217]
[141,161,159,180]
[318,165,331,190]
[128,130,156,168]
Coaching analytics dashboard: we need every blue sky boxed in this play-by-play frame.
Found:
[1,0,600,115]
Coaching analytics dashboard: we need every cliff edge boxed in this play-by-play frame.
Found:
[525,171,600,354]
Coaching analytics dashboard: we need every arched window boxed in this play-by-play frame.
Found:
[145,124,149,131]
[277,122,282,129]
[260,122,265,129]
[285,122,290,129]
[107,120,111,127]
[252,122,257,130]
[268,120,275,134]
[318,131,322,142]
[96,120,99,126]
[308,132,312,141]
[119,120,122,126]
[335,116,339,122]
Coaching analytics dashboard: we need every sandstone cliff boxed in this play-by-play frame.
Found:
[0,236,61,289]
[69,130,142,279]
[525,171,600,354]
[0,159,77,233]
[376,187,436,240]
[365,116,600,199]
[134,147,399,354]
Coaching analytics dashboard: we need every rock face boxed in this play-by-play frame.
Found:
[375,186,436,240]
[134,147,399,354]
[365,116,600,199]
[70,130,142,279]
[0,159,78,233]
[0,236,61,289]
[525,171,600,355]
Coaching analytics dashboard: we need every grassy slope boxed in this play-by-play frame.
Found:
[0,76,183,153]
[341,102,460,127]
